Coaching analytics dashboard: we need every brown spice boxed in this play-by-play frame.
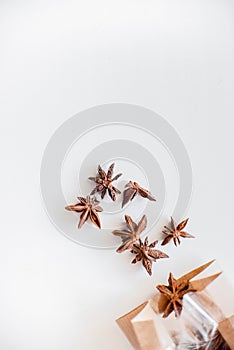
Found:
[65,195,103,229]
[156,260,221,318]
[113,215,147,253]
[122,181,156,208]
[161,217,194,246]
[89,163,122,201]
[131,237,169,276]
[156,273,197,317]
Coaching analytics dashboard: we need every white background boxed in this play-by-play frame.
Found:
[0,1,234,349]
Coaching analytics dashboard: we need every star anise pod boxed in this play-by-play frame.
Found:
[161,217,195,246]
[131,237,169,276]
[156,272,197,317]
[65,195,103,229]
[156,260,220,318]
[122,181,156,207]
[89,163,122,201]
[113,215,147,253]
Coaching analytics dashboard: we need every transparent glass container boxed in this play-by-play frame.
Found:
[161,293,230,350]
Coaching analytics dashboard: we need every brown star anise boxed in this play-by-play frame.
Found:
[155,261,221,318]
[89,163,122,201]
[161,217,195,246]
[65,195,103,229]
[122,181,156,207]
[131,237,169,276]
[156,272,197,317]
[113,215,147,253]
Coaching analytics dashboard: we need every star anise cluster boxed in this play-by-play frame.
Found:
[113,215,168,275]
[65,161,196,280]
[66,162,157,230]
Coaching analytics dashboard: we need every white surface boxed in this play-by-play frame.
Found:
[0,1,234,349]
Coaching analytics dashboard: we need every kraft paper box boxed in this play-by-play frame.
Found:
[117,266,234,350]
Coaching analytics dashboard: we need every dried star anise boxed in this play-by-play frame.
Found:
[89,163,122,201]
[131,237,169,276]
[113,215,147,253]
[65,195,103,229]
[161,217,194,246]
[156,272,197,318]
[122,181,156,208]
[156,261,220,318]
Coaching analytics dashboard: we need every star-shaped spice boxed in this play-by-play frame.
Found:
[161,217,194,246]
[65,195,103,229]
[131,237,169,276]
[156,260,221,318]
[89,163,122,201]
[122,181,156,208]
[113,215,147,253]
[156,273,196,317]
